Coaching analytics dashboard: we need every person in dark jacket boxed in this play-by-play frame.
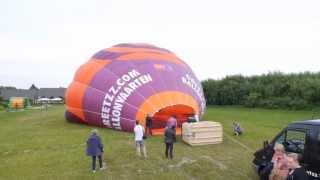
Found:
[86,129,105,173]
[164,126,176,159]
[286,153,309,180]
[145,114,153,136]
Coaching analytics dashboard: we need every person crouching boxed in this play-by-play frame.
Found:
[233,122,243,136]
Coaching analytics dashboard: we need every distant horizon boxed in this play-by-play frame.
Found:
[2,70,320,89]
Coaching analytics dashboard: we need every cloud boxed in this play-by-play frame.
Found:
[0,0,320,88]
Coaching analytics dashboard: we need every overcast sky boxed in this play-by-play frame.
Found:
[1,0,319,89]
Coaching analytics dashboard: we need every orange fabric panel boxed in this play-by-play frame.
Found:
[118,52,185,66]
[184,95,200,115]
[74,60,111,84]
[135,109,148,127]
[174,93,187,105]
[135,91,199,127]
[135,93,171,125]
[141,98,161,113]
[65,82,87,122]
[135,102,158,126]
[157,92,173,107]
[153,94,166,107]
[107,47,174,56]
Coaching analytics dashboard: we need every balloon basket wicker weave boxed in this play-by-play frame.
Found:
[182,121,223,146]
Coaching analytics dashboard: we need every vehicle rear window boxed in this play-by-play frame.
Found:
[285,129,306,153]
[287,130,306,143]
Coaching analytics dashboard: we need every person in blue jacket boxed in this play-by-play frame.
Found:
[86,129,105,173]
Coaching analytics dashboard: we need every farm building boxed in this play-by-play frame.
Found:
[0,84,66,104]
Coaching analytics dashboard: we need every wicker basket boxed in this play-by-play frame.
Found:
[182,121,223,146]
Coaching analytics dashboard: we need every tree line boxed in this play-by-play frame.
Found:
[202,72,320,110]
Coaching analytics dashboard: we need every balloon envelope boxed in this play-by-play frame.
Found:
[65,43,206,134]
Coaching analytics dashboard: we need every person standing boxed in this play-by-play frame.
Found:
[86,129,105,173]
[134,121,147,158]
[164,126,176,159]
[145,114,153,136]
[194,114,199,122]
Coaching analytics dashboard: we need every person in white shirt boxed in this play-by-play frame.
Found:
[134,121,147,158]
[194,114,199,122]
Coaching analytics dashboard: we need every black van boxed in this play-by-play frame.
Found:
[253,119,320,180]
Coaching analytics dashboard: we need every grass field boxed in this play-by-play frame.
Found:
[0,105,316,180]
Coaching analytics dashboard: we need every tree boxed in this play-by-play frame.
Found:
[201,71,320,110]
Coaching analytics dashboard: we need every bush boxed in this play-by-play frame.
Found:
[245,92,261,108]
[0,101,8,109]
[288,98,309,110]
[202,72,320,110]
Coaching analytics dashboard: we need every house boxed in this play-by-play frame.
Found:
[0,89,38,101]
[0,84,66,104]
[38,88,66,99]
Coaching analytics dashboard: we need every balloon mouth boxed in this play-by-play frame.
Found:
[151,104,195,135]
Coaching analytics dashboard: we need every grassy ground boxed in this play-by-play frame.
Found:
[0,105,315,180]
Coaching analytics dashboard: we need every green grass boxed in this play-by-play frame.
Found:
[0,105,315,180]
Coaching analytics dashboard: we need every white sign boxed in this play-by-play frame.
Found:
[101,69,152,129]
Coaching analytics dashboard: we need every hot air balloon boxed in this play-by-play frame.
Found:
[65,43,206,135]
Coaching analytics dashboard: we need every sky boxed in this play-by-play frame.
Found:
[0,0,319,89]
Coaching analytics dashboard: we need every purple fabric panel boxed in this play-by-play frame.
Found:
[162,63,198,106]
[137,61,179,106]
[129,60,171,92]
[65,111,84,124]
[120,105,138,120]
[121,60,202,111]
[85,111,103,127]
[170,63,206,115]
[89,67,118,92]
[87,60,147,130]
[182,66,206,115]
[105,61,153,107]
[170,63,198,94]
[83,87,105,127]
[121,61,176,110]
[120,118,135,132]
[147,61,205,115]
[157,64,179,91]
[86,63,127,129]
